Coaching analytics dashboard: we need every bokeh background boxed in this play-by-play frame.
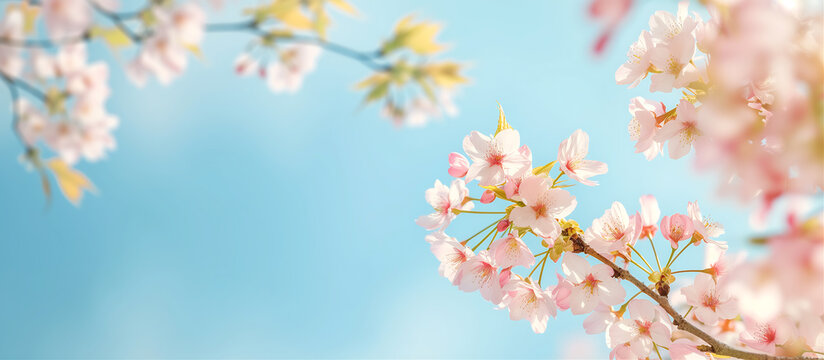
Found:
[0,1,775,358]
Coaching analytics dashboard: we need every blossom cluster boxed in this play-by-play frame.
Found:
[1,0,466,205]
[616,0,823,222]
[418,111,823,359]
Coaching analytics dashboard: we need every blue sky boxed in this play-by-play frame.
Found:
[0,1,770,358]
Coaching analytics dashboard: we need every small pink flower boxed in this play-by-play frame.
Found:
[561,254,626,315]
[608,299,673,358]
[681,273,737,325]
[447,152,469,178]
[739,317,793,355]
[454,250,505,304]
[488,233,534,269]
[655,100,701,159]
[615,30,654,88]
[583,304,616,334]
[509,176,577,239]
[558,129,608,186]
[669,339,710,360]
[426,232,474,283]
[584,201,637,257]
[660,213,694,249]
[496,219,510,232]
[552,274,572,311]
[234,53,259,77]
[687,201,727,249]
[502,279,557,333]
[627,97,665,160]
[480,189,495,204]
[415,179,473,231]
[462,129,530,186]
[638,195,660,238]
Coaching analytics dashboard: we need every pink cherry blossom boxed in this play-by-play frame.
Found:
[15,100,47,146]
[687,201,726,249]
[415,179,473,231]
[660,213,694,249]
[648,2,699,45]
[608,299,673,358]
[561,254,626,315]
[584,201,637,257]
[234,53,259,77]
[447,152,469,177]
[655,100,701,159]
[681,273,737,325]
[627,97,664,160]
[509,176,577,239]
[496,219,510,232]
[488,233,534,269]
[638,195,660,238]
[454,250,505,304]
[558,129,608,186]
[739,317,793,355]
[669,339,710,360]
[462,129,530,186]
[267,44,322,93]
[583,304,617,334]
[0,8,24,77]
[589,0,633,56]
[426,232,474,283]
[480,189,495,204]
[552,274,572,311]
[41,0,92,39]
[502,279,557,333]
[615,30,654,88]
[648,31,698,93]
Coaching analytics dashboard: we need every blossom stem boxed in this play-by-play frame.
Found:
[666,244,691,269]
[647,234,662,272]
[527,256,547,278]
[568,235,816,360]
[627,244,654,273]
[683,305,694,318]
[629,259,652,275]
[537,250,549,286]
[671,269,706,275]
[664,248,676,269]
[471,225,498,252]
[551,171,564,187]
[453,210,506,215]
[464,218,503,243]
[653,343,664,360]
[534,250,549,257]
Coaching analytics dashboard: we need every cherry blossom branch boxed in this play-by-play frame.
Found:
[568,235,815,360]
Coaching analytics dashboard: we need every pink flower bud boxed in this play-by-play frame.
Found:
[447,152,469,178]
[480,189,495,204]
[660,213,695,249]
[497,219,510,232]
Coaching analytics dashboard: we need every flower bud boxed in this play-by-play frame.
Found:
[496,219,510,232]
[480,189,495,204]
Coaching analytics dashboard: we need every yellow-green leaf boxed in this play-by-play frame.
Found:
[47,158,96,206]
[423,62,467,88]
[495,102,511,135]
[480,185,507,199]
[364,82,390,103]
[89,26,132,50]
[383,15,445,55]
[532,161,557,176]
[328,0,357,15]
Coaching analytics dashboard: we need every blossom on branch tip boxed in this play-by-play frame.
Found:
[462,129,530,186]
[416,179,472,231]
[561,253,626,315]
[687,201,726,249]
[426,232,474,283]
[267,44,322,93]
[454,250,505,304]
[638,195,660,238]
[488,233,534,269]
[502,279,557,333]
[584,201,637,257]
[558,129,608,186]
[681,273,737,325]
[509,176,577,239]
[660,213,694,249]
[627,97,664,160]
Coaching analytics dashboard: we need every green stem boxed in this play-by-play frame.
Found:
[453,210,506,215]
[528,256,547,278]
[551,171,564,187]
[683,306,694,319]
[472,225,498,251]
[538,251,549,286]
[664,248,676,270]
[671,269,706,275]
[630,259,652,275]
[628,244,654,273]
[463,217,502,242]
[666,244,691,269]
[648,234,662,272]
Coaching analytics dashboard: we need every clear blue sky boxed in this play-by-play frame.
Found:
[0,1,769,358]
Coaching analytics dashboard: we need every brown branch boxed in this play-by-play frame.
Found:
[569,236,816,360]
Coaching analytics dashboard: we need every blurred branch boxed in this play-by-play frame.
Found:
[569,235,816,360]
